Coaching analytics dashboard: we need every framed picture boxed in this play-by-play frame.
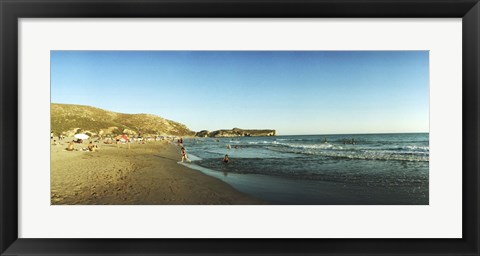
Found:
[1,0,479,255]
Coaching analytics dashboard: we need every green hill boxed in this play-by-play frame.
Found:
[51,103,194,137]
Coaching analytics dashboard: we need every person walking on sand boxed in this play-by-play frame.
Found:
[181,147,191,163]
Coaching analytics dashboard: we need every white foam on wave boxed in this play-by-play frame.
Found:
[272,141,344,150]
[268,144,429,162]
[272,141,429,154]
[276,138,304,141]
[247,140,270,145]
[186,153,202,161]
[307,150,428,162]
[401,145,429,151]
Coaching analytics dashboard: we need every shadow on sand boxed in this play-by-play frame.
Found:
[153,155,178,162]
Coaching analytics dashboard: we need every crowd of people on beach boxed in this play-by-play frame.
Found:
[50,131,101,152]
[53,129,359,166]
[63,140,99,152]
[52,130,235,164]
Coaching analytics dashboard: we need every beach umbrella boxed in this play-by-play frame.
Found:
[74,133,89,140]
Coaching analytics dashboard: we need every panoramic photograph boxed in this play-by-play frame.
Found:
[50,50,429,205]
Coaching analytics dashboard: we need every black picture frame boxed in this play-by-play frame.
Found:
[1,0,479,255]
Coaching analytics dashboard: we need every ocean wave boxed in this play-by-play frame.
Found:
[268,146,428,162]
[194,157,429,188]
[399,145,429,152]
[248,141,271,145]
[323,152,429,162]
[192,136,429,163]
[270,141,428,152]
[186,153,203,161]
[272,141,344,150]
[275,138,307,142]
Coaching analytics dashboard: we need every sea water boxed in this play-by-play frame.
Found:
[181,133,429,205]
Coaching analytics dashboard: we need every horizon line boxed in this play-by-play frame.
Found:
[277,132,429,136]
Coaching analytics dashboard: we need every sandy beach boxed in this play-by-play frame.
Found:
[51,140,264,205]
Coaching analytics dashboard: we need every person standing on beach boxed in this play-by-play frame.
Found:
[181,147,191,163]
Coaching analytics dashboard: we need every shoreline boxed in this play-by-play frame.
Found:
[51,140,265,205]
[179,134,429,205]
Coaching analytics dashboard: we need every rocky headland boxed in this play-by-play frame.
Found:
[51,103,275,138]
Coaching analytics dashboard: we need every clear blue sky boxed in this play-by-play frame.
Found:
[51,51,429,135]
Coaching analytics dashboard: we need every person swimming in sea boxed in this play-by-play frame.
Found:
[223,154,229,163]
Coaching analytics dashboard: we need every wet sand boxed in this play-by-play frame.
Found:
[51,140,264,205]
